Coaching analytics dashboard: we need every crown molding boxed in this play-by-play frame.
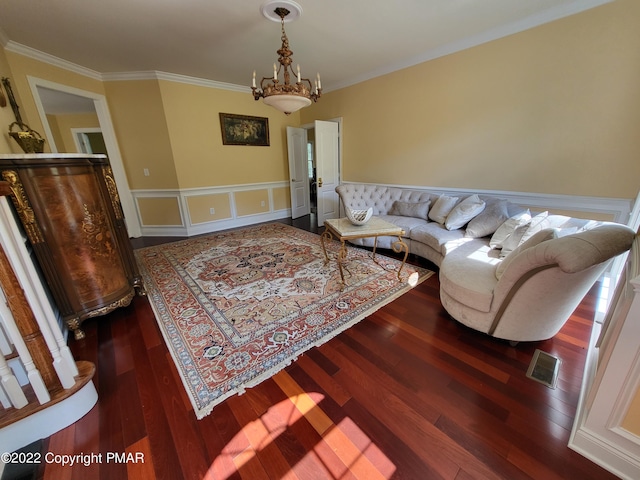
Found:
[4,40,102,80]
[3,0,613,94]
[101,70,250,92]
[4,39,251,93]
[327,0,614,92]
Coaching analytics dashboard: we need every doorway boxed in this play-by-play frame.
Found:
[287,118,341,227]
[27,77,141,238]
[72,128,107,154]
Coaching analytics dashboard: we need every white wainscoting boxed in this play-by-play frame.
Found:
[569,270,640,480]
[131,182,292,237]
[340,182,633,223]
[132,181,634,238]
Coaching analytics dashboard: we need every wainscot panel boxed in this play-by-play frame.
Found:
[131,182,291,237]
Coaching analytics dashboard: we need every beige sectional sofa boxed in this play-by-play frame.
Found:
[335,183,635,343]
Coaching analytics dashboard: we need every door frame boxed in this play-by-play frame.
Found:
[300,117,343,223]
[26,76,141,238]
[71,127,103,154]
[286,126,311,219]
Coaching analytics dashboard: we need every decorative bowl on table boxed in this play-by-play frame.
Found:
[345,207,373,225]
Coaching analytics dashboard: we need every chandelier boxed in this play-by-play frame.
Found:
[251,1,321,115]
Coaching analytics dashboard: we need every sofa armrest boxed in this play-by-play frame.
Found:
[493,224,635,300]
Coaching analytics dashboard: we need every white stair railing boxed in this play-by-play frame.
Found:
[0,348,27,410]
[0,291,50,405]
[0,197,78,382]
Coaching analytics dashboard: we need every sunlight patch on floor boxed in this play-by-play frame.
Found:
[207,370,396,479]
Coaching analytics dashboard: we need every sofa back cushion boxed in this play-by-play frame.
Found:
[389,200,431,220]
[445,194,486,230]
[496,228,557,279]
[428,194,460,224]
[336,184,435,215]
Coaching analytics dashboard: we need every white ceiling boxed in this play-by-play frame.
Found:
[0,0,612,94]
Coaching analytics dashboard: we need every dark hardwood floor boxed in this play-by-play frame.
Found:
[36,215,616,479]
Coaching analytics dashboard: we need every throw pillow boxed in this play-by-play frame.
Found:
[496,228,557,279]
[465,198,510,238]
[500,211,549,257]
[428,194,459,224]
[445,194,486,230]
[489,210,531,249]
[389,200,431,220]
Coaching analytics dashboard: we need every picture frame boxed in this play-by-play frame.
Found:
[219,113,270,146]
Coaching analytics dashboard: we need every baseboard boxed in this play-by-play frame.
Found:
[570,427,640,480]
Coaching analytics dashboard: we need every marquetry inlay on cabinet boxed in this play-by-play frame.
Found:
[0,154,144,339]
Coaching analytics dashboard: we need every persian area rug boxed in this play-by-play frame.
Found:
[135,222,433,419]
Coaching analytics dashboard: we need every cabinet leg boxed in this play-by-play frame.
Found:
[66,317,86,340]
[134,278,146,296]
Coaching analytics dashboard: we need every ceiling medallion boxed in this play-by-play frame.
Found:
[251,0,321,115]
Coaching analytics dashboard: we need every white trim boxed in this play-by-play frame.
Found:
[326,0,615,91]
[131,182,291,237]
[70,127,102,153]
[4,41,102,80]
[570,276,640,479]
[0,380,98,454]
[2,1,613,94]
[101,70,251,92]
[340,181,632,223]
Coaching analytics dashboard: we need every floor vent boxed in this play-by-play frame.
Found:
[526,349,561,389]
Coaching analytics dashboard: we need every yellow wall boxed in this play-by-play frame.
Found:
[47,112,100,152]
[103,80,179,190]
[235,189,270,217]
[301,0,640,200]
[2,51,105,153]
[187,193,232,224]
[623,389,640,436]
[136,197,182,226]
[272,186,290,211]
[0,48,19,153]
[1,0,638,222]
[157,80,300,189]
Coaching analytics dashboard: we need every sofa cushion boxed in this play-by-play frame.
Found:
[389,200,431,220]
[495,228,558,279]
[501,211,549,257]
[445,194,486,230]
[440,240,500,313]
[410,222,466,255]
[465,198,510,238]
[378,215,429,236]
[429,194,459,224]
[336,184,435,216]
[489,210,531,249]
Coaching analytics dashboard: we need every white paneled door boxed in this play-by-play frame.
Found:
[286,126,311,219]
[315,120,340,226]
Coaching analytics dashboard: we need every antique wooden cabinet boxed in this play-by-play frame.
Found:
[0,154,143,339]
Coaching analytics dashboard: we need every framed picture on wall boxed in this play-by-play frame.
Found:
[219,113,270,146]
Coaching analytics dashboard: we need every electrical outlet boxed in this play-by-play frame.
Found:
[261,201,265,207]
[209,207,215,215]
[143,168,150,176]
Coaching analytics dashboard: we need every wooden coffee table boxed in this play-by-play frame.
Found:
[321,216,409,285]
